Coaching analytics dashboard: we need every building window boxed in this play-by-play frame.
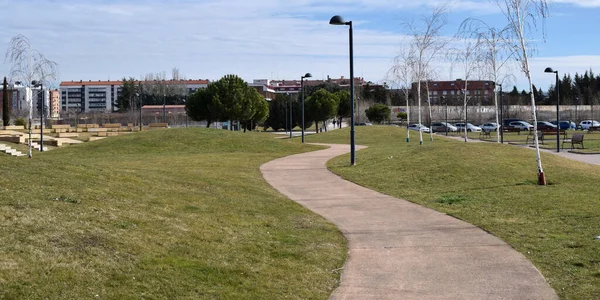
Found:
[433,91,438,95]
[450,82,455,86]
[442,90,447,95]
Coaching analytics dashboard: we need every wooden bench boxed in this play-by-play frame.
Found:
[587,126,600,133]
[480,130,492,139]
[503,127,521,135]
[526,130,543,144]
[148,123,169,128]
[541,129,567,143]
[562,133,584,150]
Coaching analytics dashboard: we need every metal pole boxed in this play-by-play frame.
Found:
[163,93,166,123]
[445,97,448,136]
[289,94,293,139]
[40,84,44,152]
[556,71,560,152]
[139,84,143,131]
[66,88,69,126]
[301,78,305,143]
[500,84,504,144]
[349,21,356,165]
[285,94,288,136]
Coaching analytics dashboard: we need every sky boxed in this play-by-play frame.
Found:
[1,0,599,92]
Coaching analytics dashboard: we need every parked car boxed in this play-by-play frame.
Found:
[503,118,524,127]
[408,123,430,133]
[536,121,557,130]
[454,123,482,132]
[430,122,458,133]
[579,120,600,130]
[550,120,576,130]
[508,121,534,131]
[480,122,501,131]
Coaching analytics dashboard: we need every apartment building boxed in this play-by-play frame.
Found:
[59,79,209,113]
[1,83,49,118]
[249,76,367,100]
[411,80,496,105]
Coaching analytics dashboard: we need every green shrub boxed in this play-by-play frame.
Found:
[14,117,26,127]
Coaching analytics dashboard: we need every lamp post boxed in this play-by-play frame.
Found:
[163,93,166,123]
[32,80,44,152]
[545,67,560,152]
[442,96,448,136]
[139,83,143,131]
[499,83,504,144]
[289,92,293,139]
[330,15,355,165]
[183,96,188,127]
[301,73,312,143]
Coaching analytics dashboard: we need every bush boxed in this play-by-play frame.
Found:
[14,117,26,127]
[365,104,391,124]
[397,112,407,120]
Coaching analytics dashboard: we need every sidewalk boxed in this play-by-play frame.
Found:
[260,144,557,299]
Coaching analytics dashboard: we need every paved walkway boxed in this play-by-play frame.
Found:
[260,144,557,300]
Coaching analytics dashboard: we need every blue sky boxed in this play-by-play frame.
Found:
[1,0,599,92]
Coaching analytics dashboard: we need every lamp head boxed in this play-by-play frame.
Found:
[544,67,556,73]
[31,80,41,86]
[303,73,312,79]
[329,15,348,25]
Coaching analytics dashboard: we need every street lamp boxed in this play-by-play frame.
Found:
[32,80,44,152]
[499,83,504,144]
[301,72,312,143]
[545,67,560,152]
[289,92,293,139]
[442,96,448,136]
[330,14,356,165]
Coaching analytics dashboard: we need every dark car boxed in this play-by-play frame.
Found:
[536,121,557,130]
[503,118,524,127]
[550,120,576,130]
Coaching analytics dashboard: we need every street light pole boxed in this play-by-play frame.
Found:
[442,96,448,136]
[499,83,504,144]
[301,73,312,143]
[32,80,44,152]
[330,15,355,165]
[545,67,560,152]
[289,93,293,139]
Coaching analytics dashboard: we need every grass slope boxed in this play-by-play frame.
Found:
[0,128,346,299]
[306,126,600,299]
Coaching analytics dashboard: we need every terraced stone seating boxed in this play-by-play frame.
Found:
[0,144,25,157]
[2,126,25,130]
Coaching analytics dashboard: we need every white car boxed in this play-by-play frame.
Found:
[430,122,458,133]
[509,121,534,131]
[579,120,600,130]
[408,124,430,133]
[480,122,501,131]
[454,123,482,132]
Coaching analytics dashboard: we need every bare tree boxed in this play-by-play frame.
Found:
[4,34,58,157]
[497,0,549,185]
[403,5,448,145]
[459,20,514,143]
[448,35,483,142]
[389,45,417,142]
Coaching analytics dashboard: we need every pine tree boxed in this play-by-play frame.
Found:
[2,77,9,126]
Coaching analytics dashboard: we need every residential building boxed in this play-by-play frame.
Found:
[49,90,60,118]
[59,79,209,113]
[411,80,496,105]
[249,76,367,100]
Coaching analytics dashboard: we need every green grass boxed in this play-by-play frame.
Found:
[0,128,346,299]
[305,125,600,299]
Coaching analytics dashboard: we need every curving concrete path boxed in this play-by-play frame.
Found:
[260,143,557,300]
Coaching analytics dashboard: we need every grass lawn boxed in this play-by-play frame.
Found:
[0,128,346,299]
[305,126,600,299]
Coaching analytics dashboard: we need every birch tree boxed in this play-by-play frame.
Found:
[497,0,549,185]
[459,20,513,143]
[403,5,448,145]
[389,46,416,143]
[449,36,483,142]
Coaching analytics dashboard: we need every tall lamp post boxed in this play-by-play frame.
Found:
[330,15,356,165]
[301,73,312,143]
[289,92,293,139]
[499,83,504,144]
[545,67,560,152]
[442,96,448,136]
[32,80,44,152]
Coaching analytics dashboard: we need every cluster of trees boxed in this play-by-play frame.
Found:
[264,88,352,133]
[544,70,600,105]
[185,75,268,132]
[115,68,190,112]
